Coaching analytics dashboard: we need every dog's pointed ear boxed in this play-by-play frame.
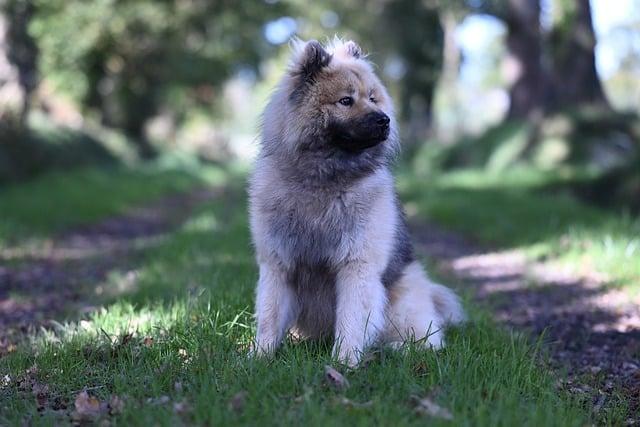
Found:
[343,40,362,59]
[291,40,332,80]
[288,40,332,103]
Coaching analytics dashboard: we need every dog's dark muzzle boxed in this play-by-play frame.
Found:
[330,112,391,153]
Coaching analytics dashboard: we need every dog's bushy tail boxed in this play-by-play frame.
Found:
[431,283,466,325]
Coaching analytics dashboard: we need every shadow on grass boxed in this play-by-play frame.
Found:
[410,207,640,418]
[0,162,241,352]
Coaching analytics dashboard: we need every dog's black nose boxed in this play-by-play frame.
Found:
[368,112,390,128]
[376,114,390,126]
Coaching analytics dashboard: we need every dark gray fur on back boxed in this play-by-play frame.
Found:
[381,200,414,287]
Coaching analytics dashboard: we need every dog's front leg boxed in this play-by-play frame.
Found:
[333,262,387,367]
[253,262,296,356]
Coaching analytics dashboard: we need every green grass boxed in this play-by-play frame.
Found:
[399,166,640,290]
[0,156,229,249]
[0,164,610,426]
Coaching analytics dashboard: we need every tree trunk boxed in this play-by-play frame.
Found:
[4,0,38,126]
[504,0,548,119]
[548,0,609,109]
[382,0,443,146]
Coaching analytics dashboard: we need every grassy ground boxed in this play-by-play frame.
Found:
[0,162,607,426]
[0,157,229,250]
[400,165,640,291]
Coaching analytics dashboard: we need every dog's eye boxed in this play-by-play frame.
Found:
[369,96,377,104]
[338,97,354,106]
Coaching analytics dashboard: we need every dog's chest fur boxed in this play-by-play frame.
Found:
[266,182,373,267]
[258,171,387,337]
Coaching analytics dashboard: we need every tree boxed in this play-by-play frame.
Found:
[503,0,548,118]
[31,0,289,158]
[381,0,443,136]
[0,0,38,126]
[547,0,609,110]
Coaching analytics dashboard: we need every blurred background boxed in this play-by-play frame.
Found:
[0,0,639,206]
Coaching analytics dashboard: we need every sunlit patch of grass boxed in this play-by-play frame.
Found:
[399,167,640,291]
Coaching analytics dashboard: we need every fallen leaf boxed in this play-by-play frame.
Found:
[228,391,248,413]
[324,365,350,390]
[412,396,453,420]
[72,390,108,422]
[143,337,154,347]
[32,382,50,411]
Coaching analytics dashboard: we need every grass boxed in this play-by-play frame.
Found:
[0,155,229,250]
[399,165,640,291]
[0,162,609,426]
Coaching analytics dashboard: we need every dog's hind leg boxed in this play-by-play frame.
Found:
[253,262,297,356]
[384,261,464,349]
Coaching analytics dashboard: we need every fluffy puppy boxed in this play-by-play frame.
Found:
[249,38,464,366]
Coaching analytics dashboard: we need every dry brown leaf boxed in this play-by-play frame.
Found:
[228,391,248,413]
[413,396,453,420]
[142,337,154,347]
[324,365,350,390]
[72,390,108,422]
[32,382,50,411]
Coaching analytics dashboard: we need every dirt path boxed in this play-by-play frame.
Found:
[412,221,640,419]
[0,188,219,355]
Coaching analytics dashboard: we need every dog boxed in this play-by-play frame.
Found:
[249,38,464,366]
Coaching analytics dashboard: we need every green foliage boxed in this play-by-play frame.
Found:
[29,0,289,147]
[422,111,640,176]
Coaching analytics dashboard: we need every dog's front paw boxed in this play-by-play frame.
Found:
[248,339,278,359]
[332,343,362,368]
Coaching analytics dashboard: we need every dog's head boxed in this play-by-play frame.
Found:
[263,39,398,179]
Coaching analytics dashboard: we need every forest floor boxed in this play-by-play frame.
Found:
[0,163,638,425]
